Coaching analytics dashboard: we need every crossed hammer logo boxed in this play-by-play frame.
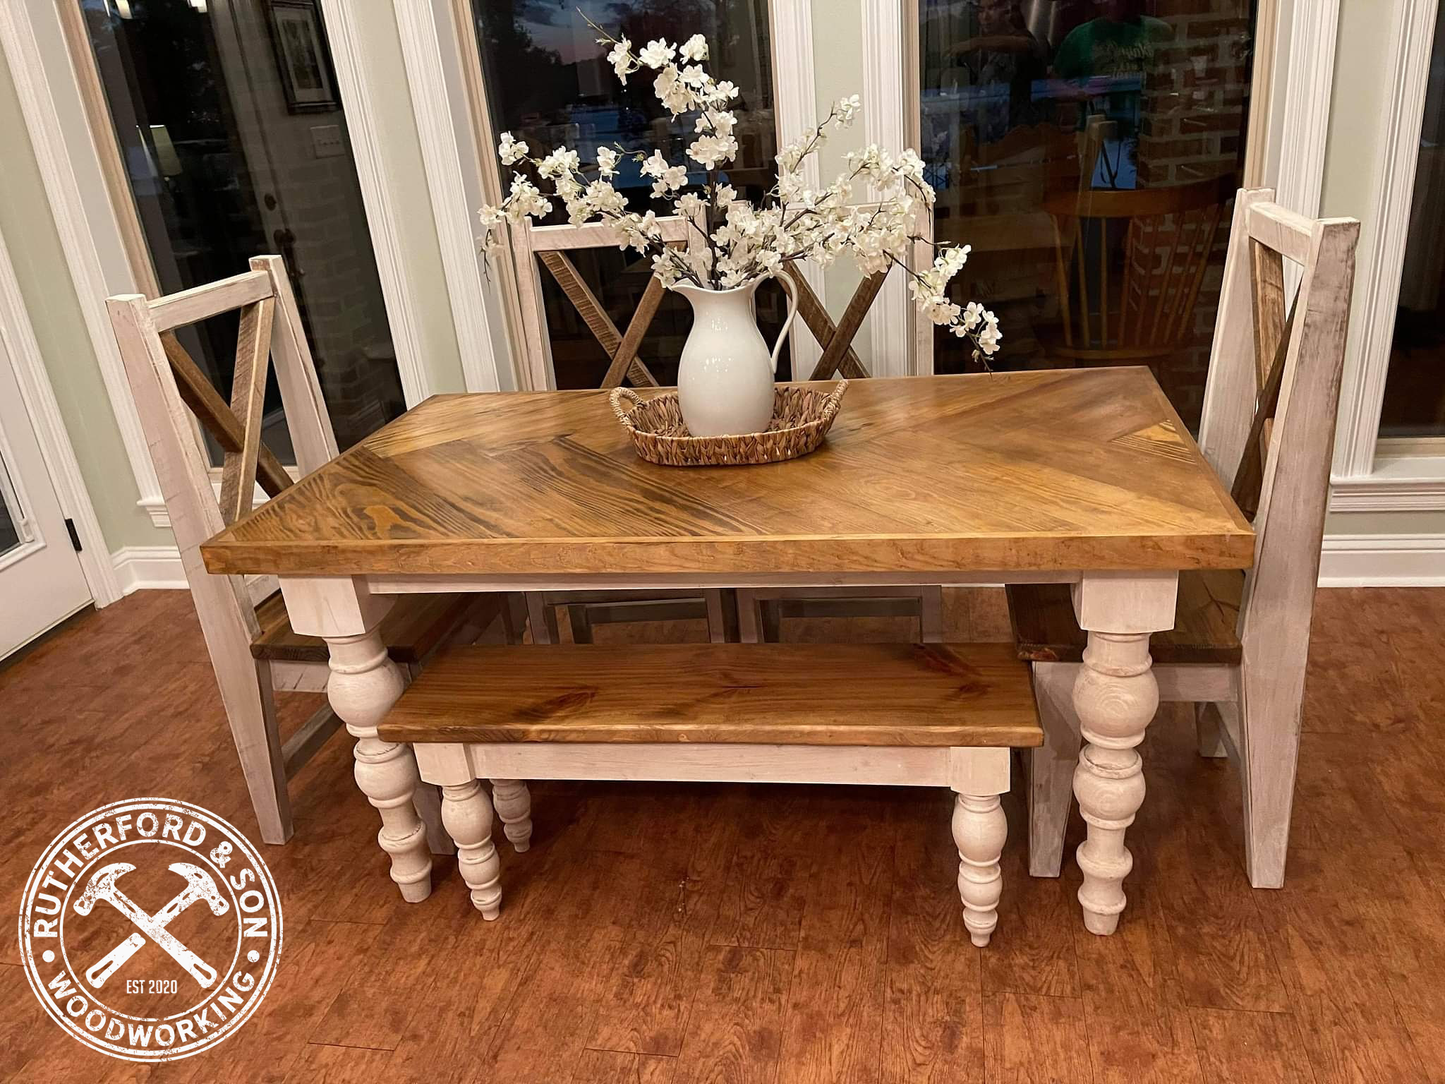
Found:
[73,862,229,990]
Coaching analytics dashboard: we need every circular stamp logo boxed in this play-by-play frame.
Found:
[16,798,282,1062]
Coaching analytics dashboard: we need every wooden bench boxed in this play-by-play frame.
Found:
[377,641,1042,946]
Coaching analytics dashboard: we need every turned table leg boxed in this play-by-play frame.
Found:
[949,747,1010,947]
[1070,573,1178,935]
[443,781,503,919]
[489,779,533,852]
[281,578,432,903]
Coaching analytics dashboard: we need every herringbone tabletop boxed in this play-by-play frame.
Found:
[201,368,1253,577]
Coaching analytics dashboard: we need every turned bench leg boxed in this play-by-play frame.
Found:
[490,779,533,852]
[443,781,503,919]
[949,747,1011,947]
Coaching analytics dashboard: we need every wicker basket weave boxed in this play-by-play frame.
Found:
[610,381,848,467]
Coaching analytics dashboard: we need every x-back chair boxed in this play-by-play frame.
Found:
[736,203,947,643]
[1009,188,1359,888]
[509,215,734,644]
[107,256,513,845]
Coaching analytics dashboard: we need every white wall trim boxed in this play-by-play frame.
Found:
[1333,0,1441,479]
[393,0,506,393]
[770,0,824,377]
[111,545,186,594]
[0,0,161,513]
[1329,452,1445,513]
[317,0,431,407]
[0,222,121,606]
[1272,0,1340,220]
[1317,533,1445,586]
[860,0,910,379]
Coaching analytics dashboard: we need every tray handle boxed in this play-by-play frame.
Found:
[610,386,642,431]
[821,378,849,422]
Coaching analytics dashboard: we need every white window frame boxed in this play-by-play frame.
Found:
[1,0,439,530]
[1327,0,1445,513]
[397,0,824,390]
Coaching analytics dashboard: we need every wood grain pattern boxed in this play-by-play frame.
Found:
[377,643,1041,747]
[3,586,1444,1082]
[1008,569,1244,665]
[201,369,1254,577]
[219,297,277,524]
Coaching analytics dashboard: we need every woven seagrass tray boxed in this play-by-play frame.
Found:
[610,381,848,467]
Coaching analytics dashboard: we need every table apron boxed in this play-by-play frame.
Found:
[361,570,1086,594]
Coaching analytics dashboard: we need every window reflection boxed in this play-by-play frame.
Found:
[472,0,787,386]
[1380,0,1445,438]
[919,0,1254,428]
[78,0,402,457]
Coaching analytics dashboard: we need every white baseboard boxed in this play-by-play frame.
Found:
[111,546,187,594]
[1316,533,1445,586]
[108,534,1445,595]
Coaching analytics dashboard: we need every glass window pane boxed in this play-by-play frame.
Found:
[1380,1,1445,439]
[78,0,404,457]
[918,0,1256,429]
[0,451,23,559]
[472,0,789,385]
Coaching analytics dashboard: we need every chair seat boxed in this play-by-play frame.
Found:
[1007,570,1244,666]
[251,591,488,665]
[377,642,1042,747]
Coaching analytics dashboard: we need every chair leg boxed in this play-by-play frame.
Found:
[489,779,533,852]
[501,594,528,644]
[1238,667,1302,889]
[920,586,945,643]
[1194,701,1229,758]
[1029,662,1082,879]
[567,604,595,644]
[525,592,559,644]
[736,589,763,643]
[703,589,731,643]
[233,661,292,846]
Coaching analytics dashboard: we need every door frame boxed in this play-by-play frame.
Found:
[0,218,118,606]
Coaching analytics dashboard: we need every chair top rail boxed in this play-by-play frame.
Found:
[149,269,272,333]
[1243,202,1316,265]
[527,216,691,252]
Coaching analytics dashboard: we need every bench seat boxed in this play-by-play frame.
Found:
[377,642,1041,747]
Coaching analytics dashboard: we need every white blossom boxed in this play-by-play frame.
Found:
[680,33,708,61]
[498,131,529,165]
[638,38,675,68]
[595,146,619,178]
[536,147,580,179]
[606,38,633,82]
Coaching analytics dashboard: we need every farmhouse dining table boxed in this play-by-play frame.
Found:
[200,367,1255,936]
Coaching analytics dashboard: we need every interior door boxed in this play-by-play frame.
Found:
[0,319,91,659]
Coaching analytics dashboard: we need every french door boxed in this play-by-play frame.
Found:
[0,310,91,659]
[65,0,404,457]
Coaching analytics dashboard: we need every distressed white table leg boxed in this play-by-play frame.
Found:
[1070,572,1177,935]
[949,747,1010,947]
[281,577,432,903]
[489,779,533,852]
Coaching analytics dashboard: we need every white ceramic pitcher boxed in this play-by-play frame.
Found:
[671,275,799,437]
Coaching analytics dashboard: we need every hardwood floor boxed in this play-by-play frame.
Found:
[2,586,1443,1083]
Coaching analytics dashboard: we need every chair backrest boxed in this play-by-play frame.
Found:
[509,216,693,392]
[1197,188,1359,676]
[1044,172,1234,361]
[106,255,337,651]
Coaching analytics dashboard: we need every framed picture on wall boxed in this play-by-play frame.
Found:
[264,0,340,113]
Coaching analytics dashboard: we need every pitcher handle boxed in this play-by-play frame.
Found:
[768,271,799,375]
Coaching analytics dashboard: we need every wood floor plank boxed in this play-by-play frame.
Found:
[778,940,887,1084]
[983,993,1092,1084]
[670,946,792,1084]
[1188,1009,1316,1084]
[571,1050,676,1084]
[280,1043,394,1083]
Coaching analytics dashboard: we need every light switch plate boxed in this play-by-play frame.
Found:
[310,124,345,159]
